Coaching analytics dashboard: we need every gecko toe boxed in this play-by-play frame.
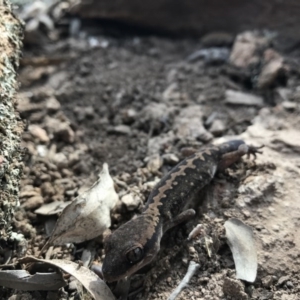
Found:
[248,145,264,159]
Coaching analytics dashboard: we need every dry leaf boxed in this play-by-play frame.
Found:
[34,201,71,215]
[224,218,258,282]
[0,270,66,291]
[46,163,119,245]
[19,256,115,300]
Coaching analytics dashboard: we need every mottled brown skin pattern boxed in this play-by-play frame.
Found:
[102,140,261,282]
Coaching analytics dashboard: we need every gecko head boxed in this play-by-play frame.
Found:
[102,215,161,282]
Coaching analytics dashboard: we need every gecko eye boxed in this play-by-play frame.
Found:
[126,247,143,263]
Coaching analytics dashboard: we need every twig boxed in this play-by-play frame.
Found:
[168,261,200,300]
[187,224,203,241]
[38,240,51,258]
[0,263,17,268]
[45,246,54,260]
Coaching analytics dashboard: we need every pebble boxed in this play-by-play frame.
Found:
[36,145,47,157]
[40,181,55,197]
[223,277,248,300]
[55,123,75,143]
[162,153,179,165]
[121,193,140,211]
[230,31,269,68]
[275,88,291,104]
[147,132,175,156]
[146,154,163,173]
[28,124,49,143]
[174,105,213,142]
[272,224,280,232]
[17,93,44,114]
[257,56,285,89]
[262,275,273,288]
[68,277,82,292]
[20,186,41,198]
[48,71,69,90]
[73,105,94,121]
[68,151,80,166]
[46,96,61,112]
[22,195,44,210]
[182,258,188,266]
[167,69,177,83]
[205,111,218,126]
[122,108,137,123]
[277,275,290,286]
[209,119,226,135]
[194,291,200,297]
[108,125,131,135]
[189,246,196,254]
[162,82,180,101]
[29,111,46,122]
[143,179,160,190]
[241,209,251,218]
[225,90,264,106]
[138,102,175,132]
[65,189,76,197]
[44,117,75,143]
[52,152,68,169]
[281,101,297,111]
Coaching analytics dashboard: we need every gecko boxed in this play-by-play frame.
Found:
[102,140,262,282]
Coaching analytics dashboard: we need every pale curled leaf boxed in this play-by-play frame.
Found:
[0,270,66,291]
[48,163,119,245]
[19,256,115,300]
[224,218,258,282]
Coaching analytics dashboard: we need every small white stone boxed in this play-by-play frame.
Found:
[146,154,163,173]
[121,193,141,211]
[162,153,179,164]
[225,90,264,106]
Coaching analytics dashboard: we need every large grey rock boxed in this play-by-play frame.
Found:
[70,0,300,45]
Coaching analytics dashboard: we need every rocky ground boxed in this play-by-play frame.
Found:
[3,25,300,299]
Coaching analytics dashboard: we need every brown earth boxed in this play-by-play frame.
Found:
[5,29,300,299]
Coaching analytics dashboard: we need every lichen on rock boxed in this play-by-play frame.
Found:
[0,1,26,254]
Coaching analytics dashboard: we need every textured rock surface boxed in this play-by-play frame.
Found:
[0,1,25,251]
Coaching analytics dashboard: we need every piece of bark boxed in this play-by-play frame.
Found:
[0,2,26,254]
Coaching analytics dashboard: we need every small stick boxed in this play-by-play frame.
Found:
[168,261,200,300]
[45,246,54,260]
[38,240,51,258]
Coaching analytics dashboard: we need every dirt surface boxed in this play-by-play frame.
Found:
[6,29,300,299]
